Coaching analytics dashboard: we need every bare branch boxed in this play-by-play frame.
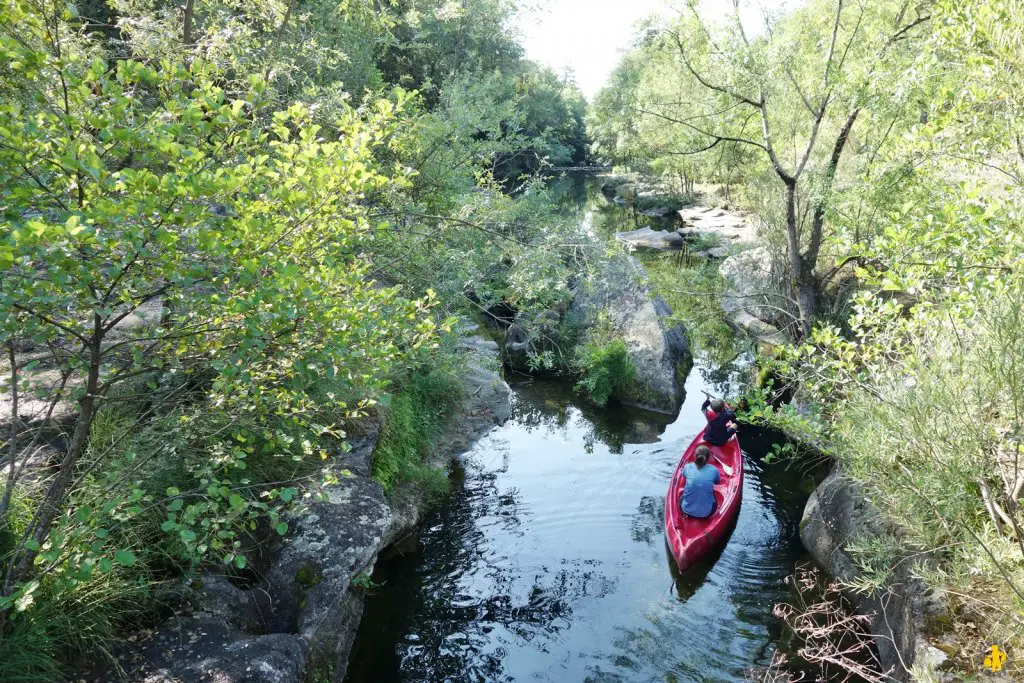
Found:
[634,107,769,153]
[665,29,762,109]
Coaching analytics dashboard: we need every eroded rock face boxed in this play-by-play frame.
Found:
[801,468,941,681]
[572,255,691,414]
[264,475,393,667]
[719,247,794,346]
[86,336,511,683]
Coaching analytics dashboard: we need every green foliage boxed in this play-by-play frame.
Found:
[0,549,151,682]
[640,254,740,368]
[372,367,463,493]
[351,571,380,591]
[592,1,934,334]
[573,338,636,406]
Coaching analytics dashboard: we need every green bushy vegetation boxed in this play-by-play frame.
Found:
[639,253,742,369]
[594,0,1024,676]
[372,368,464,495]
[573,339,636,407]
[0,0,598,676]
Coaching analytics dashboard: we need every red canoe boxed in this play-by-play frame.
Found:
[664,432,743,572]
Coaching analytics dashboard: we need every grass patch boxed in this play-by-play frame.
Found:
[0,559,152,682]
[371,367,464,494]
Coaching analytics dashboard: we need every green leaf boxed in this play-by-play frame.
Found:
[275,522,288,536]
[234,555,248,570]
[114,550,137,567]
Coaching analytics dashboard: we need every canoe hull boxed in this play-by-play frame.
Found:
[664,433,743,572]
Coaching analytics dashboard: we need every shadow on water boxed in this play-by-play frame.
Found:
[345,172,826,682]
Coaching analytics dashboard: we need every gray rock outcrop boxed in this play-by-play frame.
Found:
[572,255,692,414]
[84,335,511,683]
[719,246,793,346]
[677,205,756,244]
[801,468,946,681]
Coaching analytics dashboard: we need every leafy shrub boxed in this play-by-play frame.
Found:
[573,339,636,406]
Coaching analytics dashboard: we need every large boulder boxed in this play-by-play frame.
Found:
[719,246,795,344]
[262,475,393,668]
[572,255,692,414]
[801,468,945,681]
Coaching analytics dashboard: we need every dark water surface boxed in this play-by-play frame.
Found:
[345,172,815,682]
[346,372,814,683]
[548,170,683,241]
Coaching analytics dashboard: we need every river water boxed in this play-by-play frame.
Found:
[345,173,817,682]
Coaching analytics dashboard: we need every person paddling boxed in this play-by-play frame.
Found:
[701,396,737,446]
[680,445,720,518]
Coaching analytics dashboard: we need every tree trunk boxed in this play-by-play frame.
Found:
[795,271,821,339]
[783,182,821,339]
[2,321,102,595]
[183,0,195,46]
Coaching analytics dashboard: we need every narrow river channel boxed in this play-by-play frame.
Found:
[345,174,818,682]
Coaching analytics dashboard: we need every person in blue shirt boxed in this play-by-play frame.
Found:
[701,397,737,446]
[680,446,721,518]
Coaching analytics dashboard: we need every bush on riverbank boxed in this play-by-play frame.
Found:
[0,1,597,677]
[640,254,743,369]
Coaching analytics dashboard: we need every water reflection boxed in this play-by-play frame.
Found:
[345,172,823,683]
[548,170,683,240]
[507,377,675,453]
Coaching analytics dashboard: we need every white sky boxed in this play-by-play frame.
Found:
[517,0,790,100]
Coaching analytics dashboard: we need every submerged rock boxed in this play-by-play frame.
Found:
[615,227,685,251]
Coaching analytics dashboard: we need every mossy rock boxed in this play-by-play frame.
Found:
[295,564,323,588]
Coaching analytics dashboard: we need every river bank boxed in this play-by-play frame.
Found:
[74,336,513,682]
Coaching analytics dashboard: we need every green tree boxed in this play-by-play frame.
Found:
[0,0,437,628]
[593,1,932,337]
